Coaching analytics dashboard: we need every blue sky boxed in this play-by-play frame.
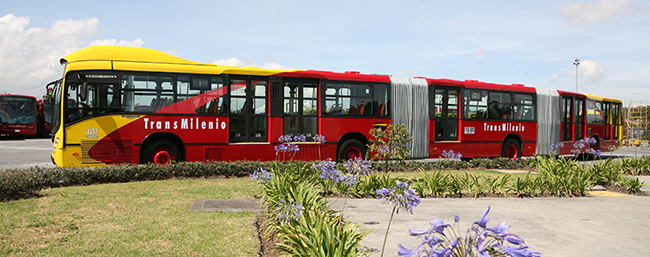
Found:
[1,0,648,104]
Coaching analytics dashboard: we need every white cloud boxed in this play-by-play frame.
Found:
[89,38,145,47]
[559,0,630,24]
[550,74,559,81]
[0,14,101,96]
[579,59,607,80]
[472,49,486,59]
[213,57,246,67]
[213,57,294,70]
[0,14,145,97]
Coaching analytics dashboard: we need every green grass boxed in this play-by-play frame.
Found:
[0,177,262,256]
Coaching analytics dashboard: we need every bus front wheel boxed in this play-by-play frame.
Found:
[502,139,521,160]
[143,140,181,165]
[338,139,366,161]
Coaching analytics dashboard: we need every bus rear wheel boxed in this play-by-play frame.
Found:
[143,140,181,165]
[502,139,521,160]
[338,139,366,161]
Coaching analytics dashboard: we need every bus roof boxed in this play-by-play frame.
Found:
[426,78,536,93]
[0,94,36,100]
[557,90,586,98]
[61,46,394,82]
[583,93,622,103]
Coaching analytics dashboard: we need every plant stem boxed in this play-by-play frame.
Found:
[381,205,397,257]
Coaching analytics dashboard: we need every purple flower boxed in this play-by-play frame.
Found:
[378,144,391,155]
[340,174,358,187]
[441,150,462,160]
[398,243,419,257]
[278,134,293,143]
[250,168,272,183]
[429,219,450,234]
[313,134,326,144]
[275,198,304,225]
[454,215,460,223]
[496,245,541,257]
[287,143,299,153]
[312,159,341,183]
[344,157,372,176]
[377,181,420,214]
[474,206,490,228]
[486,221,511,235]
[293,133,306,142]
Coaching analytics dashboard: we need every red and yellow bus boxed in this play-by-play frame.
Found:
[0,94,38,137]
[49,46,621,167]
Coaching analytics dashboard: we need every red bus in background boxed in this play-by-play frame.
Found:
[49,46,621,167]
[0,94,37,137]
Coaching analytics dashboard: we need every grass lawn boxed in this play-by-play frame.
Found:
[0,177,262,256]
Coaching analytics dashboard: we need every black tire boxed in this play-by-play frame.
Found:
[337,139,366,161]
[142,139,182,165]
[501,139,521,160]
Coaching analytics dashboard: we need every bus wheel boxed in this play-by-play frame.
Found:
[338,139,365,161]
[502,139,521,160]
[144,140,180,165]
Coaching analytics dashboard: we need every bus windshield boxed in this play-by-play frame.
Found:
[0,96,36,125]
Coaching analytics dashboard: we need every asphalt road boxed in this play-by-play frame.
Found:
[0,137,55,170]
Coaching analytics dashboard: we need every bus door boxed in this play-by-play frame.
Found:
[561,96,573,141]
[432,87,459,141]
[603,102,611,140]
[280,78,319,137]
[612,103,621,140]
[229,76,268,143]
[574,98,585,140]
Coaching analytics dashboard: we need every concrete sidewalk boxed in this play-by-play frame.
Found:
[329,195,650,256]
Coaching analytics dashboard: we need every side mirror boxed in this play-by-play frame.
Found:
[79,82,88,102]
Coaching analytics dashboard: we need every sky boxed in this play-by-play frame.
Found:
[1,0,649,104]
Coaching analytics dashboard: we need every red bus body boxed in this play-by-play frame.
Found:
[0,94,37,136]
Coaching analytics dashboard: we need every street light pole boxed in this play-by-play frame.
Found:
[573,58,581,92]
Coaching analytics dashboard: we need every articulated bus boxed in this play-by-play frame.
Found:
[49,46,621,167]
[0,94,37,137]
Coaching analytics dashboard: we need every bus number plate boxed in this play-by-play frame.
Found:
[464,127,475,135]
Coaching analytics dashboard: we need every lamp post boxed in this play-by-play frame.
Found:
[573,58,581,92]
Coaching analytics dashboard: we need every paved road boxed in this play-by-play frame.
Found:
[0,137,55,170]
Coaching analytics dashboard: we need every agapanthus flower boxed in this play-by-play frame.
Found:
[496,245,541,257]
[474,206,491,228]
[250,168,272,183]
[313,134,326,144]
[378,144,391,155]
[312,159,340,182]
[441,150,462,160]
[398,206,539,257]
[376,181,420,214]
[340,174,358,187]
[275,198,304,225]
[344,157,372,176]
[278,134,293,143]
[293,133,306,142]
